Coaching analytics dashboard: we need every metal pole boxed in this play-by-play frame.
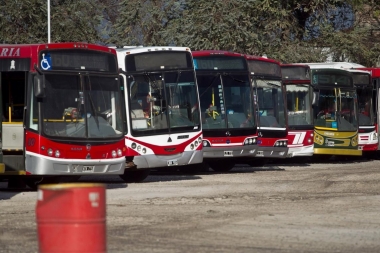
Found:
[48,0,51,43]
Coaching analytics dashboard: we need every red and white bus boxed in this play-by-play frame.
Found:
[356,66,380,155]
[116,46,203,177]
[281,64,314,158]
[245,55,288,163]
[305,62,377,155]
[0,43,128,189]
[192,50,257,171]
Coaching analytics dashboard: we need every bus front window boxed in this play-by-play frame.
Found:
[255,80,286,128]
[314,89,357,131]
[286,84,312,126]
[42,74,124,139]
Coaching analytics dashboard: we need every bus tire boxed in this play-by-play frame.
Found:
[208,160,235,172]
[24,176,61,190]
[119,169,150,183]
[247,158,268,167]
[179,162,209,174]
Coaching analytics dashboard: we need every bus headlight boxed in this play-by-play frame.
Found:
[202,140,209,147]
[131,143,137,149]
[142,148,147,154]
[190,144,194,150]
[55,150,60,158]
[47,148,53,156]
[112,150,117,158]
[194,141,198,147]
[117,149,123,156]
[198,137,202,143]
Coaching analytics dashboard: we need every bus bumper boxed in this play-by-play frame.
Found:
[255,146,288,158]
[25,153,126,175]
[202,146,257,159]
[133,150,203,169]
[287,145,314,158]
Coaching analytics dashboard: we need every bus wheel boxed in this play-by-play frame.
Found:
[119,169,150,183]
[247,158,268,167]
[179,162,209,174]
[208,160,235,172]
[24,176,61,190]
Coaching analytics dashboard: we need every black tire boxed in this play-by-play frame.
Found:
[59,175,81,183]
[24,176,61,190]
[119,169,150,183]
[247,158,268,167]
[178,162,209,174]
[208,160,235,172]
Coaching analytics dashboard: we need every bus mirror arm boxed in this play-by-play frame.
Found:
[312,91,319,106]
[119,68,127,75]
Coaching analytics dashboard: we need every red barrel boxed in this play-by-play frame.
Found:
[36,183,106,253]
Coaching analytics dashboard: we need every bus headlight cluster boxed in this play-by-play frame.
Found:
[112,149,123,158]
[131,142,148,154]
[274,140,288,147]
[47,148,61,158]
[244,137,257,145]
[373,133,378,140]
[190,137,202,150]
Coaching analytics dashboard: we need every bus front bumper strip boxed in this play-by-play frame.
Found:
[133,150,203,169]
[202,146,257,159]
[25,152,126,175]
[255,146,288,158]
[287,145,314,158]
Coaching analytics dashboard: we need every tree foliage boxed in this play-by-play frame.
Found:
[1,0,380,66]
[0,0,108,44]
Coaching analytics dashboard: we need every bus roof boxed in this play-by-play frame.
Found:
[0,43,115,59]
[191,50,244,58]
[298,62,365,69]
[281,64,311,84]
[244,54,281,78]
[356,67,380,78]
[115,46,193,71]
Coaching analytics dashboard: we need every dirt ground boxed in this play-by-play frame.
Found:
[1,158,380,253]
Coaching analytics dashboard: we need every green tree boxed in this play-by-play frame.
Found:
[0,0,108,44]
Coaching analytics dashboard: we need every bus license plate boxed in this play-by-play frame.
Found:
[167,160,178,166]
[256,151,264,157]
[82,166,94,172]
[224,151,233,156]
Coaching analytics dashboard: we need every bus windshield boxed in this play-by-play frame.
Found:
[254,79,286,128]
[356,86,374,126]
[128,70,200,135]
[197,73,254,130]
[286,84,313,126]
[314,88,358,131]
[38,74,124,139]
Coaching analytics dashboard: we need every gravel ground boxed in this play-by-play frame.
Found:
[1,157,380,253]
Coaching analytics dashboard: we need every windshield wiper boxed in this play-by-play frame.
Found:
[86,75,99,129]
[199,73,220,98]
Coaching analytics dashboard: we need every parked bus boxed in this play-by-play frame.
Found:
[116,46,203,176]
[281,64,314,158]
[192,50,257,171]
[245,55,288,163]
[0,43,128,189]
[305,63,377,155]
[356,66,380,155]
[302,65,362,156]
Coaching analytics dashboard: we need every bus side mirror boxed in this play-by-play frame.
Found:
[34,75,46,98]
[312,91,319,106]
